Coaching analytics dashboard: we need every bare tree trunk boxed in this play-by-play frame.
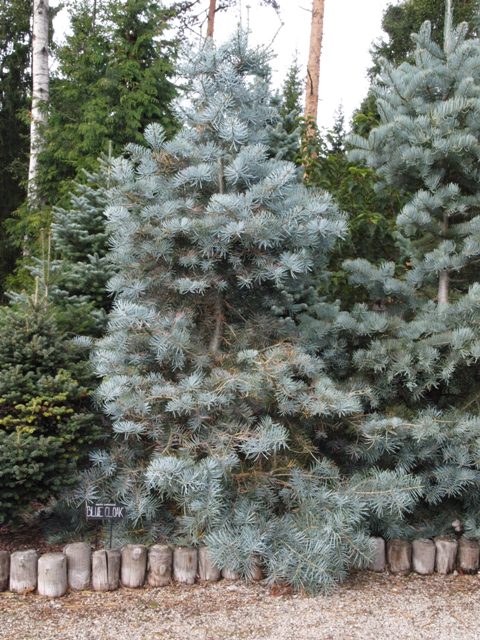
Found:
[438,213,449,306]
[28,0,49,207]
[444,0,453,53]
[207,0,216,38]
[304,0,325,125]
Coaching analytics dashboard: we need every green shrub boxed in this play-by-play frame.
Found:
[0,302,103,523]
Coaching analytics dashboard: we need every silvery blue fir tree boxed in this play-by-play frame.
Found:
[78,33,421,593]
[340,1,480,539]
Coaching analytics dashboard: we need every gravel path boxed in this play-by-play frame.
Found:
[1,572,479,640]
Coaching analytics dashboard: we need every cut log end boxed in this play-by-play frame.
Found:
[10,549,38,593]
[173,547,197,585]
[387,539,411,575]
[38,553,67,598]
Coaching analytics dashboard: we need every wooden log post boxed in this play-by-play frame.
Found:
[412,539,436,575]
[173,547,197,585]
[92,549,121,591]
[64,542,91,590]
[9,550,38,593]
[198,547,221,582]
[250,558,263,582]
[387,539,411,575]
[106,549,121,590]
[457,538,479,574]
[147,544,173,587]
[435,537,458,574]
[92,550,108,592]
[121,545,147,588]
[368,537,386,572]
[222,567,240,580]
[38,553,67,597]
[0,550,9,591]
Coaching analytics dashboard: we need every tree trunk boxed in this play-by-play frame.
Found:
[304,0,325,125]
[368,537,386,572]
[64,542,91,590]
[198,547,221,582]
[412,539,435,575]
[434,537,457,574]
[121,545,147,588]
[207,0,216,38]
[438,213,449,306]
[9,550,38,593]
[387,539,411,575]
[38,553,67,597]
[28,0,49,207]
[173,547,197,584]
[147,544,173,587]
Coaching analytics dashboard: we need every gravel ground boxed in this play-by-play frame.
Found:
[1,572,479,640]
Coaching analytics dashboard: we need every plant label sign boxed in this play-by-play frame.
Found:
[86,502,126,520]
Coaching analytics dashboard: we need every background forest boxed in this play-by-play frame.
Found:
[1,0,480,594]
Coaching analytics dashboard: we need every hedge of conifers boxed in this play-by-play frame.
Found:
[0,537,478,598]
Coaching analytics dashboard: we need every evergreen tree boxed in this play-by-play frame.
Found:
[354,0,480,137]
[299,108,401,302]
[373,0,479,70]
[39,0,178,205]
[335,12,480,539]
[79,33,420,593]
[0,300,104,524]
[269,56,303,161]
[45,161,115,335]
[0,0,31,297]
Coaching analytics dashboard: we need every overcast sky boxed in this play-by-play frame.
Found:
[210,0,393,129]
[53,0,394,131]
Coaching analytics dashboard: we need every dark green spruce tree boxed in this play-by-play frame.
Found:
[0,296,104,524]
[39,0,178,206]
[75,34,421,593]
[269,56,303,161]
[0,0,31,297]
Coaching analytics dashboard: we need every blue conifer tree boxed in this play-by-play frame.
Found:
[77,34,421,593]
[339,4,480,540]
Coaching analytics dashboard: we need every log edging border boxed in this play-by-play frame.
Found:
[0,537,478,598]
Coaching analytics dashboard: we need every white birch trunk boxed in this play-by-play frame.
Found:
[28,0,50,206]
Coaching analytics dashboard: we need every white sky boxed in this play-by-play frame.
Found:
[210,0,393,129]
[53,0,395,131]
